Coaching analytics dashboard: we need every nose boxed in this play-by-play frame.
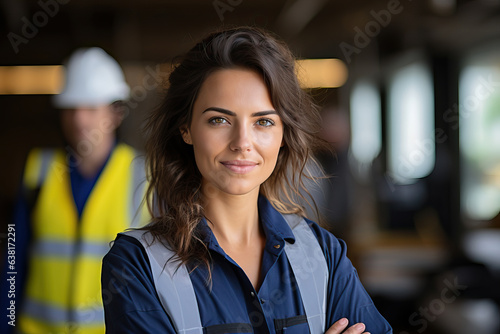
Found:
[229,123,252,152]
[64,107,88,124]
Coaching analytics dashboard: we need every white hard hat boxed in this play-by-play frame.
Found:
[53,47,130,108]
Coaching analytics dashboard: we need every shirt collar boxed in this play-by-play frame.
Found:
[198,195,296,252]
[257,195,295,243]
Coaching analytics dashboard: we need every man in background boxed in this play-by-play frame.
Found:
[1,47,149,333]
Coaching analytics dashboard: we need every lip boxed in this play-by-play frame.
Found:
[220,160,258,174]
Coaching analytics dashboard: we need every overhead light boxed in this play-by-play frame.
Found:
[387,61,435,184]
[296,58,348,89]
[0,60,348,94]
[350,80,382,164]
[0,65,64,94]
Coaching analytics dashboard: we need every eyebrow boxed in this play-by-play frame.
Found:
[202,107,277,117]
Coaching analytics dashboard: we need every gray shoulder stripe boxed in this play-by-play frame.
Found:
[129,154,147,228]
[121,229,203,334]
[282,214,328,334]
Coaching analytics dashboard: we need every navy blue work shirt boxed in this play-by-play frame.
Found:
[102,197,392,333]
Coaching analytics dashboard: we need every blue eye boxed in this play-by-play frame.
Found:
[257,119,274,127]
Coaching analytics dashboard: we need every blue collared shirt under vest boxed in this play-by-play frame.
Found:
[102,196,392,334]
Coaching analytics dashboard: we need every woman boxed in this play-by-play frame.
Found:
[101,27,392,334]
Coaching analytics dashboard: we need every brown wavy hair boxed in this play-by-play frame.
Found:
[144,26,328,272]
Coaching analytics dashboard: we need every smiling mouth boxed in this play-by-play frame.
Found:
[220,160,258,174]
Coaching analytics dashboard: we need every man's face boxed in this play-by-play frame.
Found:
[60,104,121,151]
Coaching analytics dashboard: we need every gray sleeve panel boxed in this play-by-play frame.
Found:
[282,214,328,334]
[121,230,203,334]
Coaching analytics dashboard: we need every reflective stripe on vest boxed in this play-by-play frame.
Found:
[281,214,328,334]
[126,229,203,334]
[124,213,328,334]
[19,144,149,334]
[130,155,148,228]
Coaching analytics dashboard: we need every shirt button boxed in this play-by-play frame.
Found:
[274,244,281,249]
[250,292,255,297]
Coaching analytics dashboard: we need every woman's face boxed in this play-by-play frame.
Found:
[182,68,284,198]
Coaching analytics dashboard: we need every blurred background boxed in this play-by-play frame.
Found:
[1,0,500,333]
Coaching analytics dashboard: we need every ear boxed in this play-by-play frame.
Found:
[112,109,125,129]
[180,125,193,145]
[98,104,124,134]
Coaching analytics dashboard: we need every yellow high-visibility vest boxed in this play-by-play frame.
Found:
[18,143,149,334]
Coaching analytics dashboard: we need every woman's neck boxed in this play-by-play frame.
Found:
[203,189,261,247]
